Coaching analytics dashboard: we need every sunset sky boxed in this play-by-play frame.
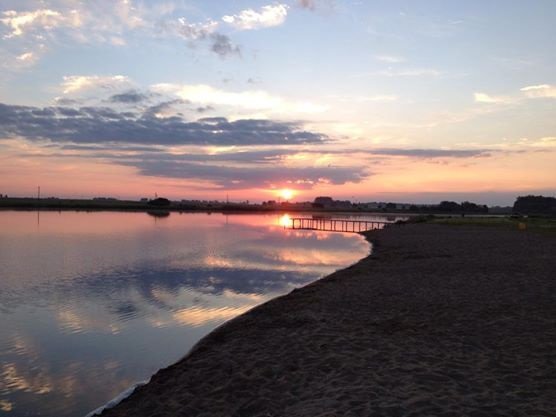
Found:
[0,0,555,205]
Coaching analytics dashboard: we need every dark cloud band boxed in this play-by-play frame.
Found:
[123,158,367,189]
[0,103,326,146]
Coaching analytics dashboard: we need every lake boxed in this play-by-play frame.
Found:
[0,211,390,416]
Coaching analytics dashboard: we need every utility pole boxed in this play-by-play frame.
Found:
[37,186,41,200]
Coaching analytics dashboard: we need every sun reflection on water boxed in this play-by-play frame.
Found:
[278,213,292,227]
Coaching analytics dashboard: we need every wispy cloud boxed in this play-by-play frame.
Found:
[0,8,81,38]
[520,84,556,99]
[151,83,327,115]
[369,148,491,158]
[374,55,405,64]
[162,17,240,58]
[1,47,44,71]
[222,4,289,30]
[0,2,241,61]
[474,84,556,106]
[61,75,131,94]
[473,92,512,104]
[0,1,148,42]
[365,68,442,77]
[172,18,218,40]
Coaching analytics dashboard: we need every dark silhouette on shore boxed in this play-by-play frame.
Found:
[513,195,556,215]
[0,194,554,216]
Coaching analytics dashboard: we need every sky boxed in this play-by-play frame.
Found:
[0,0,555,205]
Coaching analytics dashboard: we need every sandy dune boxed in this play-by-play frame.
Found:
[100,223,556,417]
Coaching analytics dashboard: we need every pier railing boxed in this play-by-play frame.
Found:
[290,217,391,233]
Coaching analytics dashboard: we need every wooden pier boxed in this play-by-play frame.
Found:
[290,217,390,233]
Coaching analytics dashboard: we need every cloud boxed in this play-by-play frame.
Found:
[122,156,366,189]
[143,99,186,118]
[222,4,289,30]
[513,136,556,148]
[1,3,239,61]
[196,105,214,113]
[0,47,44,70]
[520,84,556,99]
[167,17,240,58]
[285,147,494,160]
[53,97,81,106]
[369,148,491,158]
[210,33,240,58]
[367,68,441,77]
[473,92,510,104]
[151,83,327,115]
[16,51,34,61]
[536,136,556,147]
[173,18,218,40]
[165,149,302,164]
[374,55,405,64]
[0,2,151,44]
[0,8,81,38]
[473,85,556,106]
[0,102,327,146]
[107,89,150,104]
[61,75,131,94]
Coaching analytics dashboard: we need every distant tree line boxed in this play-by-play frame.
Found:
[147,197,171,207]
[412,201,488,214]
[513,195,556,215]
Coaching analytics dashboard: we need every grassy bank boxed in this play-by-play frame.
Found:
[422,215,556,234]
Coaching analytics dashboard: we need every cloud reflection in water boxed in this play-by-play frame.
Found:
[0,211,372,417]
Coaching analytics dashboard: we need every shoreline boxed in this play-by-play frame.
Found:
[0,205,416,218]
[99,223,556,416]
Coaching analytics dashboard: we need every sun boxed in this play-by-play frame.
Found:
[278,188,295,201]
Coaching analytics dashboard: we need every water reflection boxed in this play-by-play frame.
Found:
[146,210,170,219]
[0,211,386,417]
[278,213,292,227]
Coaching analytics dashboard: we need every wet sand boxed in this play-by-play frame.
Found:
[100,223,556,416]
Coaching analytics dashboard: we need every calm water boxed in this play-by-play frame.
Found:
[0,211,385,416]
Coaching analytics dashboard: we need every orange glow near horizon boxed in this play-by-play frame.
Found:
[278,188,295,201]
[0,137,555,206]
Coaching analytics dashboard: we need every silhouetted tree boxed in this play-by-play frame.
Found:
[461,201,488,213]
[513,195,556,215]
[438,201,460,212]
[148,197,171,207]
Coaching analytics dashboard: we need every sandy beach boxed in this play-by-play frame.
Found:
[100,223,556,417]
